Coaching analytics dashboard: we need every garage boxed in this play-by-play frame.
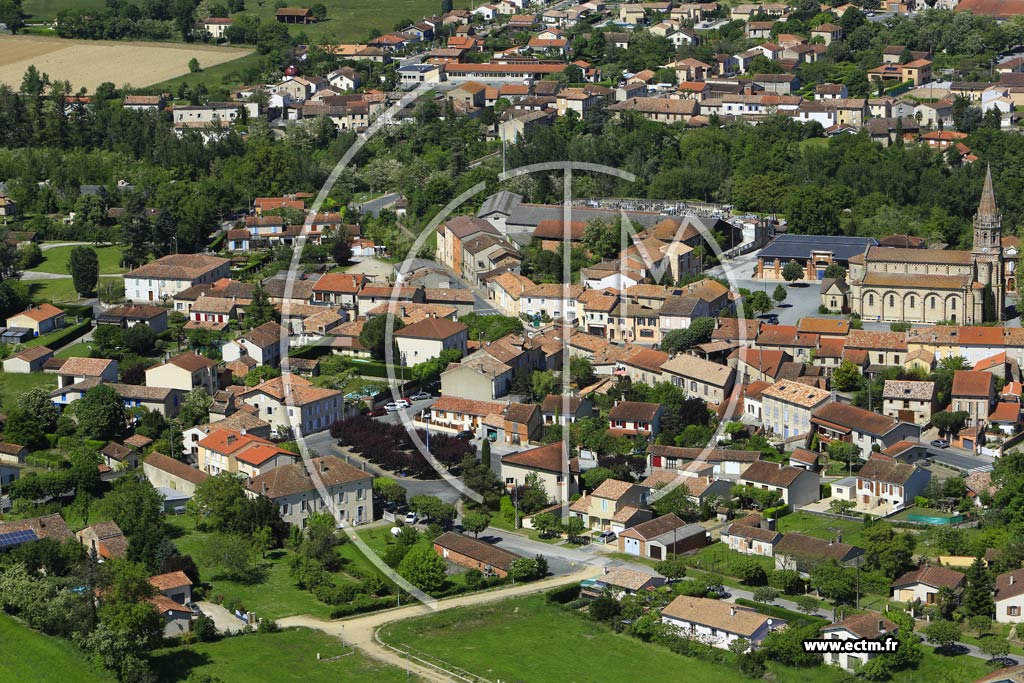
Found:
[623,536,641,556]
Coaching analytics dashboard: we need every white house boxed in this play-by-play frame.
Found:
[891,565,965,605]
[519,283,584,322]
[995,569,1024,624]
[393,316,469,366]
[662,596,784,650]
[124,254,231,303]
[736,460,820,510]
[819,612,899,672]
[222,321,285,368]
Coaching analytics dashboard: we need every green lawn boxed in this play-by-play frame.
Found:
[686,542,775,576]
[31,245,126,275]
[380,594,845,683]
[776,511,869,547]
[27,274,122,303]
[150,627,414,683]
[55,342,94,359]
[0,370,57,411]
[0,613,114,683]
[147,51,263,94]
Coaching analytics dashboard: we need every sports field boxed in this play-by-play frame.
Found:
[0,34,252,91]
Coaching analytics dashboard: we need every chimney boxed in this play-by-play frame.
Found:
[262,482,268,494]
[226,434,236,446]
[320,459,328,473]
[878,620,885,634]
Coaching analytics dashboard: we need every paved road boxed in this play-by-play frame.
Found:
[355,192,402,217]
[926,447,994,473]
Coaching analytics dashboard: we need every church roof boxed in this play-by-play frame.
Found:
[860,272,972,291]
[863,246,973,266]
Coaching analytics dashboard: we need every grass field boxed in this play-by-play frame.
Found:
[148,51,267,94]
[776,511,869,547]
[232,0,473,44]
[0,370,57,411]
[31,245,126,275]
[0,34,253,91]
[150,627,414,683]
[22,0,108,21]
[27,274,122,303]
[0,613,113,683]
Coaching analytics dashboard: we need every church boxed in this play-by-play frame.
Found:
[846,166,1004,325]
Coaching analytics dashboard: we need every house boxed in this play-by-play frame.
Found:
[881,379,937,427]
[648,445,761,478]
[662,596,784,650]
[197,429,298,478]
[149,570,193,637]
[810,22,843,45]
[112,383,184,418]
[222,321,285,368]
[56,357,119,388]
[125,254,230,302]
[240,374,346,435]
[394,317,469,366]
[500,442,578,504]
[100,442,139,471]
[760,380,831,441]
[0,442,28,465]
[853,456,930,514]
[607,401,662,438]
[891,564,965,605]
[737,460,820,510]
[617,514,707,560]
[203,17,232,38]
[720,518,783,557]
[145,352,219,394]
[789,448,821,471]
[483,402,543,446]
[95,304,168,333]
[589,567,664,597]
[150,570,192,605]
[142,451,209,499]
[810,402,921,458]
[995,569,1024,624]
[423,395,507,435]
[774,533,863,574]
[5,303,65,336]
[539,394,594,426]
[820,612,899,672]
[2,345,53,374]
[570,478,651,532]
[951,370,996,426]
[123,94,165,111]
[660,354,736,405]
[76,521,127,560]
[247,456,373,527]
[520,283,584,323]
[433,532,521,578]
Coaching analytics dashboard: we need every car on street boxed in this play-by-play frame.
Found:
[931,439,950,449]
[409,392,431,401]
[456,430,474,439]
[367,406,387,417]
[385,403,402,412]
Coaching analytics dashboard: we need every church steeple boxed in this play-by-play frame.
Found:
[973,163,1001,252]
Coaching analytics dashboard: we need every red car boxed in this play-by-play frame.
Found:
[368,407,387,417]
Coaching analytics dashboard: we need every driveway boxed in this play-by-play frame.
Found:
[197,600,246,634]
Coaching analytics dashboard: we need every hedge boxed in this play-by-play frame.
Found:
[821,483,832,499]
[547,584,582,604]
[763,504,790,520]
[329,594,397,619]
[24,320,91,349]
[734,598,827,628]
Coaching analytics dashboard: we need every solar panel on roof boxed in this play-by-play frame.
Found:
[0,529,38,549]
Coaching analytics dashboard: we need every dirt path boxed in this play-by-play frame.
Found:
[279,566,600,682]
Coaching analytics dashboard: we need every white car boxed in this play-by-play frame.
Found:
[405,511,418,524]
[396,398,411,408]
[384,402,402,412]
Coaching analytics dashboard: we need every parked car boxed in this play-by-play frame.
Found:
[409,392,431,401]
[385,402,403,412]
[456,430,474,439]
[931,439,950,449]
[396,398,411,408]
[596,530,616,544]
[405,511,418,524]
[368,407,387,417]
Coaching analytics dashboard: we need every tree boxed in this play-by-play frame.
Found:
[530,370,557,401]
[831,359,864,392]
[331,232,352,266]
[373,478,407,505]
[398,544,446,592]
[480,439,490,470]
[794,595,820,615]
[861,524,916,579]
[359,313,404,360]
[829,499,856,516]
[565,515,585,543]
[660,317,715,354]
[440,0,453,12]
[589,594,620,621]
[924,619,962,652]
[781,260,804,283]
[2,409,47,450]
[301,512,338,565]
[968,614,992,637]
[200,532,262,583]
[772,283,787,304]
[179,387,213,428]
[979,634,1010,660]
[823,263,846,279]
[73,384,126,440]
[735,557,768,586]
[744,290,772,316]
[188,472,249,531]
[123,324,157,355]
[655,554,687,580]
[531,512,561,538]
[461,511,491,538]
[932,410,970,437]
[68,245,99,296]
[961,555,994,618]
[188,57,201,72]
[753,586,778,604]
[310,2,327,20]
[244,283,279,328]
[810,560,857,604]
[569,356,595,388]
[827,440,859,467]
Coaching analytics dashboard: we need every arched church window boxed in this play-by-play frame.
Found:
[889,295,895,307]
[868,294,874,306]
[930,298,936,310]
[908,296,915,308]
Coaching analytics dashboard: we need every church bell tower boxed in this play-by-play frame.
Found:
[972,164,1004,321]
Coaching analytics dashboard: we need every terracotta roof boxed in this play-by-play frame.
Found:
[242,374,341,406]
[101,442,136,462]
[882,380,935,401]
[892,564,965,590]
[864,245,972,266]
[608,401,660,422]
[740,460,809,488]
[127,254,229,280]
[995,568,1024,602]
[248,456,370,499]
[990,402,1021,423]
[796,318,850,335]
[149,594,191,615]
[776,533,859,561]
[13,345,53,362]
[624,348,670,374]
[649,444,761,463]
[724,523,782,544]
[501,442,570,474]
[790,448,819,465]
[10,303,63,322]
[434,531,520,571]
[167,352,218,372]
[660,354,734,387]
[811,402,899,437]
[601,567,660,591]
[822,611,898,639]
[760,379,830,408]
[142,452,209,485]
[431,395,506,417]
[591,478,635,500]
[149,570,193,592]
[733,348,786,378]
[540,395,584,415]
[0,513,72,542]
[394,316,467,340]
[124,434,153,449]
[953,370,994,398]
[662,596,778,636]
[60,357,116,377]
[846,330,908,352]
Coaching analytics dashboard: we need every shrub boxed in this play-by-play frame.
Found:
[546,584,581,604]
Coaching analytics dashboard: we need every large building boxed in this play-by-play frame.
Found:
[124,254,231,303]
[847,166,1004,324]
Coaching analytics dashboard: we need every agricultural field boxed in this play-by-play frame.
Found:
[0,34,252,91]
